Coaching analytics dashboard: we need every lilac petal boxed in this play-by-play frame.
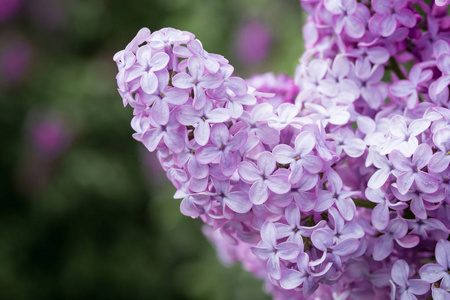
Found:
[372,0,390,14]
[225,191,252,213]
[436,240,450,270]
[164,130,185,153]
[194,121,210,146]
[252,247,273,260]
[379,14,397,37]
[238,161,262,182]
[177,105,200,125]
[227,77,247,96]
[301,155,323,174]
[333,238,359,256]
[220,151,237,177]
[258,152,277,175]
[368,168,391,189]
[390,116,407,137]
[273,145,296,164]
[345,16,365,38]
[278,242,300,260]
[408,279,430,295]
[187,56,204,79]
[437,53,450,74]
[280,269,305,290]
[196,145,221,164]
[289,161,304,184]
[267,175,291,194]
[227,131,247,151]
[142,128,163,151]
[152,99,170,125]
[409,118,431,137]
[210,123,229,147]
[268,255,281,280]
[415,172,439,194]
[200,72,223,89]
[285,204,300,227]
[343,138,366,157]
[420,264,445,283]
[435,75,450,94]
[329,110,350,125]
[207,108,231,123]
[372,202,389,231]
[164,88,189,105]
[311,229,333,251]
[412,144,432,169]
[373,235,394,261]
[314,191,335,212]
[396,235,419,251]
[295,131,315,156]
[149,52,170,71]
[368,46,390,64]
[395,9,416,28]
[276,224,294,239]
[431,286,450,300]
[140,71,158,94]
[336,197,356,221]
[294,192,316,212]
[261,221,277,246]
[180,196,200,217]
[249,180,268,205]
[433,128,450,153]
[187,158,209,179]
[172,73,194,89]
[391,260,409,287]
[396,173,414,195]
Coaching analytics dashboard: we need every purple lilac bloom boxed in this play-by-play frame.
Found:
[115,3,450,296]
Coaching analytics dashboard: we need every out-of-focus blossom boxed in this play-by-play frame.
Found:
[235,20,271,65]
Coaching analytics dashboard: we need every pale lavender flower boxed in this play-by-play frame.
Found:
[311,228,360,268]
[275,203,326,247]
[390,144,438,195]
[370,0,416,37]
[238,151,291,205]
[372,218,419,261]
[351,62,387,109]
[392,185,446,220]
[145,69,189,125]
[429,128,450,173]
[384,116,430,157]
[420,240,450,289]
[196,123,247,177]
[365,188,408,231]
[272,131,323,184]
[209,178,253,217]
[126,45,170,94]
[327,128,366,158]
[324,0,365,38]
[142,113,185,154]
[391,259,430,300]
[172,56,223,109]
[176,102,231,146]
[252,221,300,280]
[390,65,433,109]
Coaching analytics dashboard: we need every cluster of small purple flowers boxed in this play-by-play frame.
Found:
[114,1,450,298]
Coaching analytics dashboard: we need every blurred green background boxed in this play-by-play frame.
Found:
[0,0,303,299]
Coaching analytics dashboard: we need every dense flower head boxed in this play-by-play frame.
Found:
[115,0,450,298]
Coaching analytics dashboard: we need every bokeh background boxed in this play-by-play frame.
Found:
[0,0,304,299]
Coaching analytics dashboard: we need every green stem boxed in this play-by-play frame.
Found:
[352,198,376,209]
[388,57,407,80]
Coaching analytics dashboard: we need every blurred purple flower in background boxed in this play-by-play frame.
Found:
[0,33,32,86]
[0,0,22,23]
[235,20,271,65]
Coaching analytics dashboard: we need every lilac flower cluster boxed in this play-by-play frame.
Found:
[115,1,450,298]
